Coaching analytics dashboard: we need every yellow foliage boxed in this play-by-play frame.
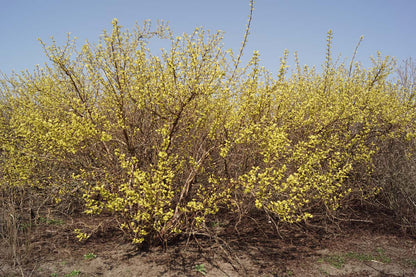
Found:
[1,20,415,247]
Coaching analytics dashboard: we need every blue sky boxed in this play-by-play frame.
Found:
[1,0,415,76]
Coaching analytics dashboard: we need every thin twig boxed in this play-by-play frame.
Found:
[230,0,254,81]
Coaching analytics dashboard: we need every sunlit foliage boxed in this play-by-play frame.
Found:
[1,20,415,247]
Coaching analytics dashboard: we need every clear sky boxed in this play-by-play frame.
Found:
[1,0,415,76]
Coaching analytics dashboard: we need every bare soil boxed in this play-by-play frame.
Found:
[1,211,416,277]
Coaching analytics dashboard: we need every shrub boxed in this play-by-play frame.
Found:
[1,20,415,249]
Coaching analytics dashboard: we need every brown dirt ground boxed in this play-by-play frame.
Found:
[1,211,416,277]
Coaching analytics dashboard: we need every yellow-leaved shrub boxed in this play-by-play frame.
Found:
[1,21,415,248]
